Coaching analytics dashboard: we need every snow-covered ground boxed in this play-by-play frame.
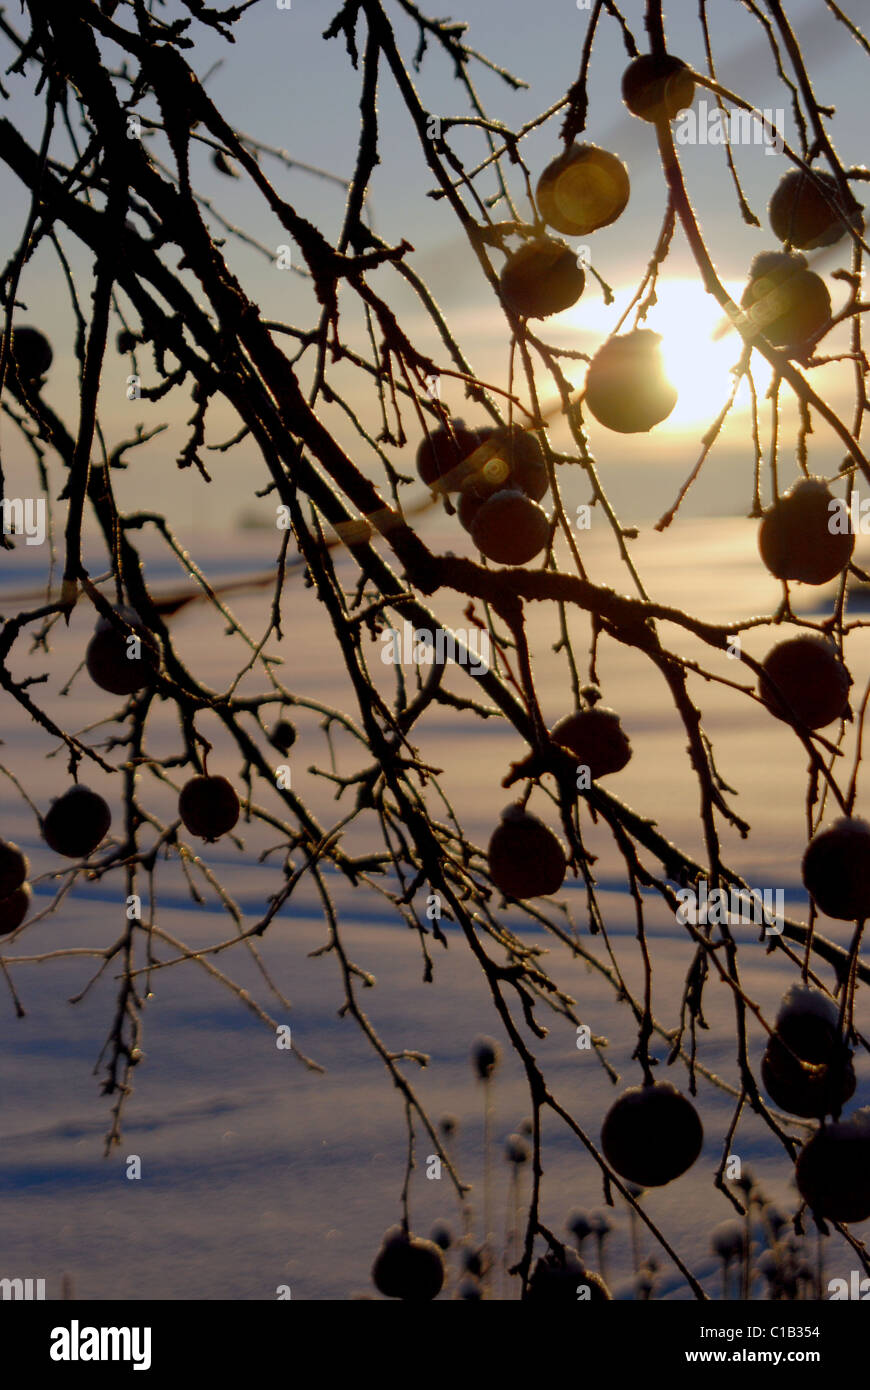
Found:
[0,514,866,1299]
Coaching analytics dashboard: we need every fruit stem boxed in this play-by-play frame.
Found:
[644,0,667,60]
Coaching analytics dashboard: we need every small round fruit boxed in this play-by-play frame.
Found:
[795,1109,870,1223]
[178,775,240,842]
[773,984,840,1059]
[499,238,585,319]
[740,251,831,349]
[759,478,854,585]
[550,706,632,780]
[0,882,31,935]
[762,1040,855,1119]
[470,489,550,565]
[758,635,851,730]
[475,425,549,502]
[371,1228,445,1300]
[525,1248,611,1301]
[769,168,863,251]
[457,483,485,532]
[488,804,566,899]
[584,330,677,433]
[622,54,695,122]
[457,427,548,531]
[11,326,53,380]
[0,839,29,898]
[415,419,481,490]
[536,144,630,236]
[269,720,297,754]
[601,1081,704,1187]
[762,986,855,1117]
[85,606,160,696]
[802,817,870,921]
[42,786,112,859]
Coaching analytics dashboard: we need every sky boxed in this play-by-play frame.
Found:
[0,0,867,535]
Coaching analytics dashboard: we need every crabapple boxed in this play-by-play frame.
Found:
[178,775,240,841]
[457,484,485,532]
[795,1109,870,1223]
[502,706,632,787]
[761,986,855,1118]
[535,144,630,237]
[769,168,863,251]
[802,816,870,921]
[772,984,841,1059]
[269,720,297,754]
[550,706,632,779]
[487,804,566,899]
[11,326,53,380]
[600,1081,704,1186]
[85,606,160,696]
[499,237,585,319]
[415,419,481,490]
[758,477,854,585]
[525,1248,611,1301]
[457,428,549,532]
[0,882,31,935]
[475,425,549,502]
[469,489,550,565]
[758,634,851,730]
[583,330,677,433]
[762,1043,855,1120]
[371,1227,445,1300]
[42,786,112,859]
[740,251,831,349]
[0,839,29,898]
[622,54,695,123]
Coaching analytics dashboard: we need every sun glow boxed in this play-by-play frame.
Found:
[562,278,773,434]
[654,280,764,431]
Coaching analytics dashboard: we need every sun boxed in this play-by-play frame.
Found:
[651,280,764,431]
[560,277,772,434]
